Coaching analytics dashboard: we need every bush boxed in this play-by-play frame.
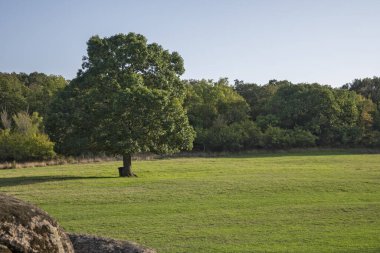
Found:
[262,127,317,149]
[0,130,55,161]
[239,120,263,149]
[334,125,364,145]
[362,130,380,147]
[205,122,245,151]
[196,120,264,152]
[288,129,317,147]
[262,127,290,149]
[255,114,280,129]
[0,111,55,162]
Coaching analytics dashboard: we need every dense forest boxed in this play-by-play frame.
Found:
[1,71,379,162]
[1,33,380,162]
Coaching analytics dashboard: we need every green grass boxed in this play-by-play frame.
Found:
[1,150,379,252]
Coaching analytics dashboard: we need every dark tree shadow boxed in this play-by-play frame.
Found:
[0,176,116,188]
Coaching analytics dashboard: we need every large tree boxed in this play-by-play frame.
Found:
[46,33,195,177]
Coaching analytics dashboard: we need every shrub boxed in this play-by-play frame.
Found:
[205,122,245,151]
[255,114,280,129]
[262,127,290,149]
[0,130,55,161]
[334,125,364,145]
[239,120,263,149]
[262,127,317,149]
[362,130,380,147]
[288,129,317,147]
[0,111,55,162]
[197,120,264,152]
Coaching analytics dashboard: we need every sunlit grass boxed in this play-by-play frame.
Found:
[1,150,379,252]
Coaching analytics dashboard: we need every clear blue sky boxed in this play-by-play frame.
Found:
[0,0,379,86]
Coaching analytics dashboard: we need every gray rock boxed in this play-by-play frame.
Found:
[0,193,74,253]
[68,234,156,253]
[0,244,12,253]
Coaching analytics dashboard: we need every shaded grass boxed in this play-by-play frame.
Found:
[0,151,379,252]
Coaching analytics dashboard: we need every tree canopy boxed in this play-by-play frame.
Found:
[0,72,67,117]
[46,33,195,176]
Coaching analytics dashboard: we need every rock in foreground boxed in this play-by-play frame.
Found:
[68,234,156,253]
[0,193,74,253]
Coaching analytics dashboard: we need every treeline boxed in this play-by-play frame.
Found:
[1,71,380,161]
[0,72,66,161]
[185,78,380,151]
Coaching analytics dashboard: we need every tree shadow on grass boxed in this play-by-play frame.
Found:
[0,175,116,188]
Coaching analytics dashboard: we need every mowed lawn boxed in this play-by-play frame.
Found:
[0,151,379,252]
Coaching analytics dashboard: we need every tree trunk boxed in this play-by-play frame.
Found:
[118,154,137,177]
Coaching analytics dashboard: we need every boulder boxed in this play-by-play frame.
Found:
[0,244,12,253]
[68,234,156,253]
[0,193,74,253]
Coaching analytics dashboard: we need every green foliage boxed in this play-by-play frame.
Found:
[373,107,380,131]
[344,77,380,133]
[202,120,264,151]
[202,118,246,151]
[262,83,374,146]
[266,84,338,133]
[0,112,55,161]
[255,114,280,129]
[184,79,250,151]
[0,111,12,130]
[234,79,290,120]
[288,128,318,147]
[185,79,250,128]
[344,76,380,105]
[22,72,67,116]
[261,127,289,149]
[362,130,380,147]
[0,131,55,161]
[185,79,379,151]
[47,33,194,157]
[0,73,27,115]
[12,112,43,135]
[0,72,67,117]
[262,127,317,149]
[239,120,263,149]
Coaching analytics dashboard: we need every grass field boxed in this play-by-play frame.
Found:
[0,150,379,252]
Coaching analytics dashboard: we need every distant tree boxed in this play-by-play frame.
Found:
[264,83,375,145]
[46,33,195,177]
[184,79,250,150]
[344,77,380,131]
[344,77,380,105]
[266,84,339,140]
[21,72,67,117]
[234,79,290,120]
[185,79,249,127]
[0,72,67,118]
[0,73,27,115]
